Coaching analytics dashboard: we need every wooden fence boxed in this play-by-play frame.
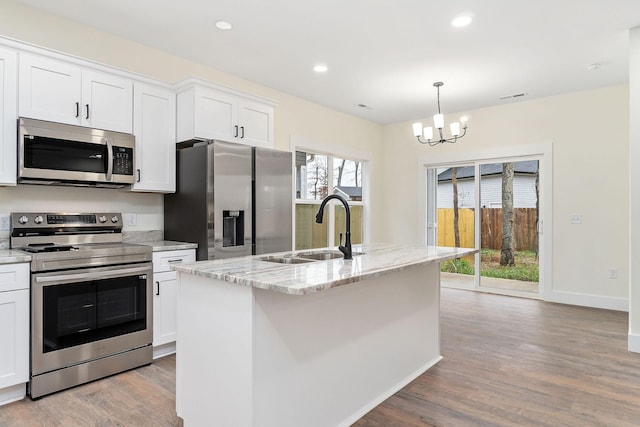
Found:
[438,208,537,251]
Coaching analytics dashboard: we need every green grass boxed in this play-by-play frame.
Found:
[440,258,474,275]
[440,249,539,282]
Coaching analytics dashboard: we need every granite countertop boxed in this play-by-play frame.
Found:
[171,243,478,295]
[136,240,198,252]
[0,249,32,265]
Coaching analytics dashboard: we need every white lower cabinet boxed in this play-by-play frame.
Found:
[152,249,195,358]
[0,263,29,406]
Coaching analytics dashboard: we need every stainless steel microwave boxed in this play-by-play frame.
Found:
[18,117,136,188]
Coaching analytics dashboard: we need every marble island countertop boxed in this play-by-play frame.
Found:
[171,243,478,295]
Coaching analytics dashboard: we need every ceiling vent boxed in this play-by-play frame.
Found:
[499,92,527,100]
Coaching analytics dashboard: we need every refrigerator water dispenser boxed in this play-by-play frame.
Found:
[223,210,244,247]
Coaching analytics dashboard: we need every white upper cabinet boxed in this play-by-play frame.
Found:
[0,47,17,186]
[132,82,176,193]
[176,81,275,147]
[19,54,133,133]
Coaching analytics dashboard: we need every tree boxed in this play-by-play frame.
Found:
[452,167,460,248]
[500,162,515,266]
[336,159,346,186]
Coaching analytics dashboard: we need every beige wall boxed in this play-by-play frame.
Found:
[382,85,629,309]
[0,1,384,240]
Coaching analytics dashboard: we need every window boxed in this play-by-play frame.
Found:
[295,150,365,250]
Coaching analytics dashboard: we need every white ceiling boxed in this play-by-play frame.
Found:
[15,0,640,124]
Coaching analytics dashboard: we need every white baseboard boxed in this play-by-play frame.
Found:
[153,342,176,360]
[0,383,26,407]
[546,289,628,312]
[629,332,640,353]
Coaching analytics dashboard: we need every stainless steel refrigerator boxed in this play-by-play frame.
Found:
[164,140,293,261]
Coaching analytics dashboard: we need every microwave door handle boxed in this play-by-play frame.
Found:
[105,137,113,181]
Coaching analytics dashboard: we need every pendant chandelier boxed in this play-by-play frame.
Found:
[412,82,468,146]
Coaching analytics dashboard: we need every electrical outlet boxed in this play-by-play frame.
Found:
[608,268,618,279]
[127,213,137,227]
[0,214,9,231]
[569,214,582,224]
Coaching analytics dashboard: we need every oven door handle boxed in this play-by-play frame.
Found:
[35,265,150,284]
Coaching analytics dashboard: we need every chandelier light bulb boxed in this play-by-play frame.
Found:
[412,122,423,137]
[450,122,461,137]
[433,113,444,130]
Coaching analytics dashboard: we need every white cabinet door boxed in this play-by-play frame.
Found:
[19,54,81,125]
[132,83,176,193]
[0,264,29,390]
[82,70,133,133]
[152,249,195,349]
[193,86,237,142]
[153,271,178,347]
[238,99,273,147]
[19,54,133,133]
[177,84,274,147]
[0,47,17,186]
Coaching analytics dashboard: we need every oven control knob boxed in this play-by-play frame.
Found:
[111,216,119,223]
[34,215,44,224]
[18,215,29,224]
[98,215,107,223]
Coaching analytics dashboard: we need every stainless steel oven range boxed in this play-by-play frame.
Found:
[10,212,153,399]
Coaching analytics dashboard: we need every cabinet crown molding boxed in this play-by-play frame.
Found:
[174,77,278,107]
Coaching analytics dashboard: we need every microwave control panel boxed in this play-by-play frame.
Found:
[113,146,134,175]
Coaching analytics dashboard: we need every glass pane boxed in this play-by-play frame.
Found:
[434,165,476,289]
[332,157,362,200]
[295,204,328,250]
[479,161,539,293]
[295,151,329,200]
[334,205,363,245]
[436,165,476,249]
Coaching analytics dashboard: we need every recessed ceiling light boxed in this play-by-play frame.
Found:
[215,21,233,30]
[313,64,328,73]
[451,15,472,27]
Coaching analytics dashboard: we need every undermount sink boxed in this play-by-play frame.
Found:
[259,256,315,264]
[297,250,365,260]
[259,251,365,264]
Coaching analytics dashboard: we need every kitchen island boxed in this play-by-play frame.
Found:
[171,243,477,427]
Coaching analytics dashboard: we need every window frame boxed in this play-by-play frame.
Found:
[291,135,371,249]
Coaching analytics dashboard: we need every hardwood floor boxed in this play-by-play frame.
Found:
[1,288,639,426]
[0,355,181,427]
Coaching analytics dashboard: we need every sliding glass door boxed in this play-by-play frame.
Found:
[426,156,542,298]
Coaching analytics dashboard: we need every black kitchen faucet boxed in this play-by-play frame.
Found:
[315,194,353,260]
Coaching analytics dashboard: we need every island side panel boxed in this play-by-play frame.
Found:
[252,262,441,427]
[176,272,254,426]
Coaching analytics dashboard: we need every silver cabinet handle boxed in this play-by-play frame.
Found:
[167,258,184,263]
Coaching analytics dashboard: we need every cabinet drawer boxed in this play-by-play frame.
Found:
[152,250,195,273]
[0,263,29,293]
